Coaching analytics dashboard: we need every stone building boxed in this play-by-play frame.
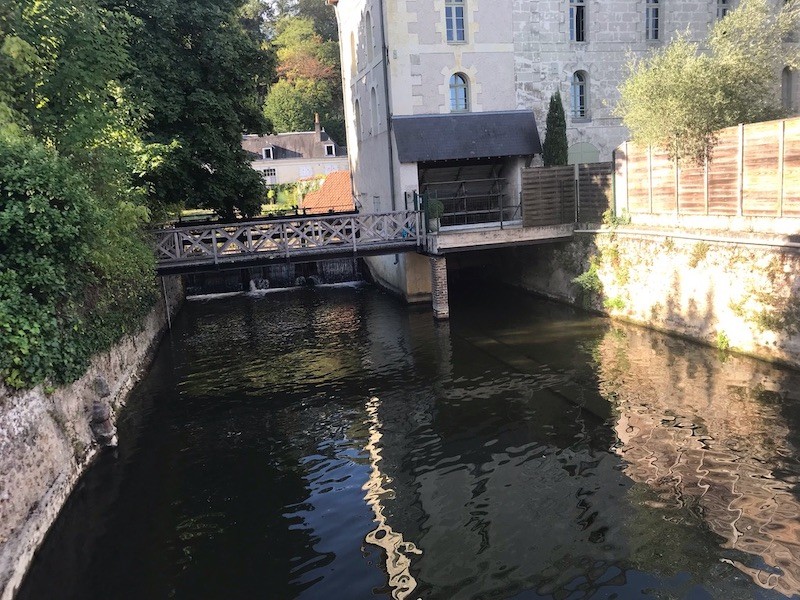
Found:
[242,114,349,186]
[328,0,796,303]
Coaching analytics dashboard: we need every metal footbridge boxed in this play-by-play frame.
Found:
[154,211,423,274]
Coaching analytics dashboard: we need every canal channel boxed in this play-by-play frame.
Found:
[17,283,800,599]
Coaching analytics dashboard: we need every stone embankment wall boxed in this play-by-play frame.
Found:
[499,226,800,367]
[0,276,184,600]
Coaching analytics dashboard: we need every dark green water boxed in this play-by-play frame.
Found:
[18,284,800,599]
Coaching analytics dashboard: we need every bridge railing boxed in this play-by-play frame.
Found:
[154,211,423,268]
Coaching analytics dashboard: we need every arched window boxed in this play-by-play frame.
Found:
[366,12,374,63]
[370,87,379,132]
[355,99,362,139]
[449,73,469,112]
[783,67,794,111]
[571,71,588,119]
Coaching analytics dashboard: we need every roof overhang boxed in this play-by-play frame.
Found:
[393,111,542,164]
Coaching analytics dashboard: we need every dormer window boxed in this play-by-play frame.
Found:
[325,144,336,156]
[262,146,273,160]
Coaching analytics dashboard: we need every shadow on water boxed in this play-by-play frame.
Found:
[16,283,800,600]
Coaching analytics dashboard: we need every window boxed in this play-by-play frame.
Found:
[571,71,588,119]
[262,147,273,160]
[783,67,793,111]
[717,0,730,19]
[366,12,374,62]
[350,32,357,75]
[449,73,469,112]
[646,0,660,40]
[262,168,277,184]
[325,144,336,156]
[569,0,585,42]
[445,0,466,43]
[370,87,379,132]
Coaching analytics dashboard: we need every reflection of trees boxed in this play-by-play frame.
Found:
[597,326,800,597]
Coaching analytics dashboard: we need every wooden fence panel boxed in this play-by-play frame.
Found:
[677,160,706,214]
[521,166,575,227]
[783,119,800,216]
[651,149,677,213]
[577,163,613,221]
[626,143,651,213]
[743,120,781,216]
[707,127,739,215]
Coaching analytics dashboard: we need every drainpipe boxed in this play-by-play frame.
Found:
[378,0,397,211]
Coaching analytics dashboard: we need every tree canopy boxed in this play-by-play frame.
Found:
[543,91,568,166]
[0,0,274,387]
[263,15,345,144]
[616,0,800,163]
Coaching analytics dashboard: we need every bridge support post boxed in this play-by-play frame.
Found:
[430,255,449,320]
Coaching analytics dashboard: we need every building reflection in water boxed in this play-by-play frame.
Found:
[598,326,800,597]
[363,396,422,600]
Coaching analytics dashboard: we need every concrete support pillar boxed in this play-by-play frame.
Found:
[430,255,449,320]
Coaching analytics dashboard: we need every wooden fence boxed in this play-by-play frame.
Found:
[615,117,800,217]
[522,162,613,227]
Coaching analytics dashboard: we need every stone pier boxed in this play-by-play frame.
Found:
[430,256,449,320]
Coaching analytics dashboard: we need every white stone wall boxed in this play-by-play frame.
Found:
[251,156,349,185]
[0,276,184,600]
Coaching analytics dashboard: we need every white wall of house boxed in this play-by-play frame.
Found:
[251,156,349,186]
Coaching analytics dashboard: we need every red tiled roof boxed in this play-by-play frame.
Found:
[301,171,354,215]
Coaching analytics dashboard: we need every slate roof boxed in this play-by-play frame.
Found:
[301,171,355,215]
[392,111,542,163]
[242,131,347,161]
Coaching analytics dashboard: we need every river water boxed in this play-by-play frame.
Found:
[18,284,800,599]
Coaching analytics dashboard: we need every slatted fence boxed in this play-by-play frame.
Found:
[615,117,800,217]
[521,162,614,227]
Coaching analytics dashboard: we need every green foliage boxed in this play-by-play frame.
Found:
[264,16,344,143]
[265,78,340,135]
[616,0,800,163]
[688,241,710,268]
[0,135,155,389]
[573,259,603,295]
[716,331,731,352]
[604,296,626,311]
[121,0,274,219]
[542,91,568,167]
[602,208,631,227]
[425,196,445,220]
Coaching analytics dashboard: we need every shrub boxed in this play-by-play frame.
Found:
[0,134,155,389]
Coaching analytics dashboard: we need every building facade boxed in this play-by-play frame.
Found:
[242,116,349,185]
[330,0,797,302]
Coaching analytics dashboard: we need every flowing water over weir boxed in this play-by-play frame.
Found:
[17,285,800,600]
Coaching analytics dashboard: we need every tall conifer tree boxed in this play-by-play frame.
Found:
[542,91,568,166]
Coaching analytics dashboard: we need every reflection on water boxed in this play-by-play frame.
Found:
[363,396,422,599]
[17,285,800,600]
[597,325,800,597]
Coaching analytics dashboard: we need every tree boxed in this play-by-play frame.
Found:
[616,0,800,163]
[542,91,568,166]
[263,16,344,143]
[119,0,274,219]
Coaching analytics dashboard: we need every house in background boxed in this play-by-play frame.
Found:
[242,114,349,185]
[300,170,355,215]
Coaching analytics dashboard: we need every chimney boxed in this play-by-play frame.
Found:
[314,112,322,140]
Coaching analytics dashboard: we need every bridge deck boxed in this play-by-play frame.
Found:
[154,211,423,275]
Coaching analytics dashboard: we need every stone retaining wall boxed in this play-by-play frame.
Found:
[0,276,184,600]
[498,227,800,368]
